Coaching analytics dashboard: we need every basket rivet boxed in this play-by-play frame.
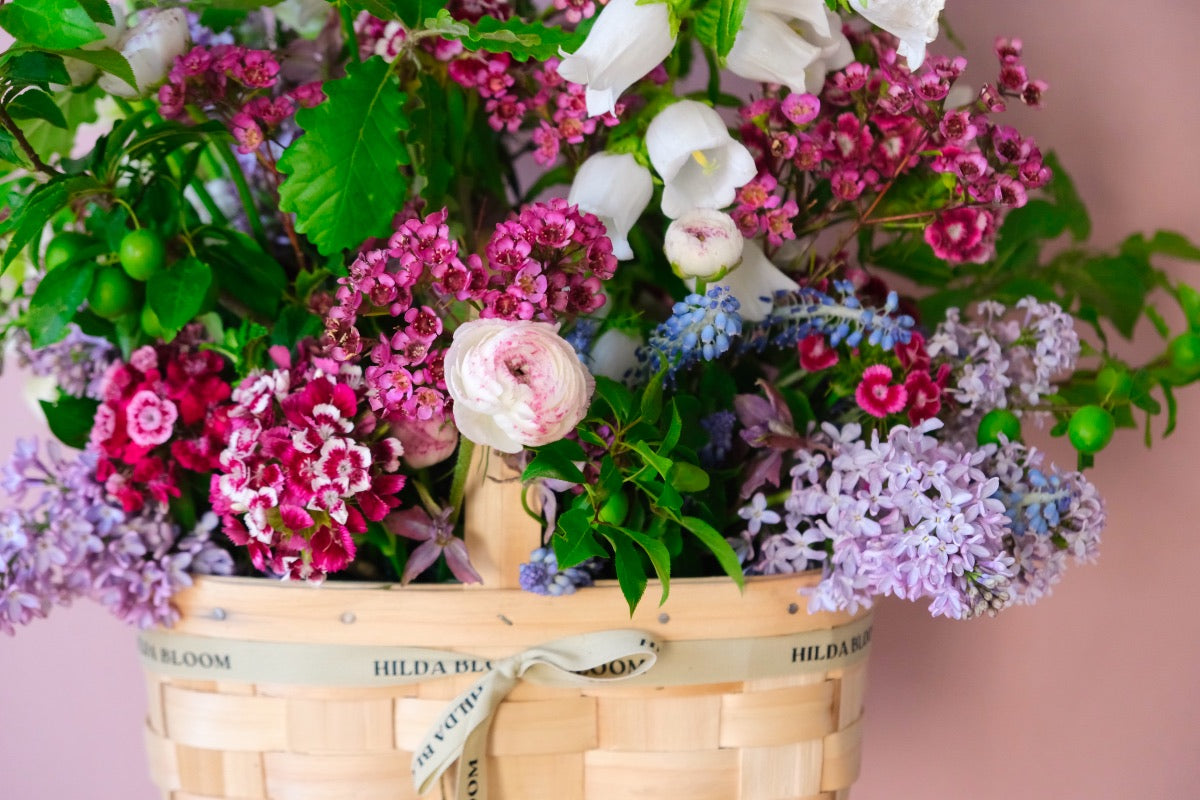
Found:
[787,603,799,615]
[211,607,227,621]
[340,611,357,624]
[657,613,670,624]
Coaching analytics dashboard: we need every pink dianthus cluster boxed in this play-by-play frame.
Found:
[157,45,324,154]
[210,353,406,582]
[90,329,232,513]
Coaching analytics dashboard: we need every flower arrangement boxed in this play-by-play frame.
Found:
[3,0,1200,636]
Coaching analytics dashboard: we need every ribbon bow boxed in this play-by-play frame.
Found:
[411,629,662,799]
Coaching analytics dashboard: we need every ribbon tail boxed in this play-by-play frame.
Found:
[456,717,492,800]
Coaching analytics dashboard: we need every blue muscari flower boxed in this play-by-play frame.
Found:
[636,286,743,381]
[699,410,737,466]
[999,467,1072,537]
[564,318,599,358]
[743,284,914,355]
[518,547,598,596]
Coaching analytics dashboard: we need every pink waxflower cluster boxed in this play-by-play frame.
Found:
[90,329,232,513]
[737,31,1052,266]
[327,202,616,423]
[732,172,801,248]
[157,45,324,154]
[210,352,406,582]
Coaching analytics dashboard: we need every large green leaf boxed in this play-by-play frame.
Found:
[341,0,438,27]
[1069,254,1154,339]
[426,10,587,61]
[0,0,104,50]
[2,175,104,268]
[54,47,136,91]
[692,0,750,60]
[24,259,97,348]
[148,257,213,331]
[0,50,71,86]
[40,395,100,449]
[277,56,411,255]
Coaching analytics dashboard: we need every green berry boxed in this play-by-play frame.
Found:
[1168,332,1200,377]
[1067,405,1115,455]
[976,409,1022,446]
[88,267,139,320]
[118,229,167,281]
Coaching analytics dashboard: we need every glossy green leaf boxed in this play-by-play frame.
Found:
[680,515,745,588]
[0,0,104,49]
[40,395,99,449]
[77,0,115,25]
[426,10,586,61]
[24,258,97,348]
[148,257,212,330]
[277,56,411,255]
[592,375,635,423]
[54,47,136,91]
[7,88,67,128]
[0,50,70,85]
[615,525,671,605]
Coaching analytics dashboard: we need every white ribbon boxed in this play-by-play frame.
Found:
[411,629,660,800]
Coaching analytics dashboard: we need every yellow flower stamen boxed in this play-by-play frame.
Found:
[691,149,717,175]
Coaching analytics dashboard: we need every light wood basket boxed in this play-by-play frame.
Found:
[141,453,871,800]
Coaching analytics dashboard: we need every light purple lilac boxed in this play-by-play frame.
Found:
[11,324,116,399]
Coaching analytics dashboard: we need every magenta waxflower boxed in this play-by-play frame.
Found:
[855,365,908,418]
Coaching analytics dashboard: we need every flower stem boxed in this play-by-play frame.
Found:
[447,437,476,525]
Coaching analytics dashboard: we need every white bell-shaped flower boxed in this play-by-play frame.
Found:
[848,0,945,69]
[556,0,676,118]
[587,328,644,383]
[98,7,190,98]
[689,241,798,322]
[727,0,852,94]
[646,100,757,219]
[568,152,653,261]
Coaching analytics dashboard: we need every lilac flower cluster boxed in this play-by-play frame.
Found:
[739,420,1017,619]
[518,546,598,596]
[988,440,1104,606]
[636,286,743,381]
[747,283,915,353]
[12,324,115,399]
[927,297,1080,434]
[0,439,232,634]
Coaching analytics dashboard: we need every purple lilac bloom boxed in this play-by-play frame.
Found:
[0,439,232,634]
[12,324,116,399]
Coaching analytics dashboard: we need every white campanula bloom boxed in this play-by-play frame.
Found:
[556,0,676,117]
[663,207,744,281]
[567,152,653,261]
[726,0,853,94]
[848,0,945,69]
[586,328,644,383]
[689,241,799,322]
[645,100,757,219]
[98,8,190,98]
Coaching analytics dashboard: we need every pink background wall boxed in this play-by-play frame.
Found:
[3,2,1199,798]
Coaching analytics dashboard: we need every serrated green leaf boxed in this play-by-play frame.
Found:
[592,375,634,423]
[2,175,103,268]
[0,50,71,86]
[522,448,586,484]
[0,0,104,49]
[342,0,436,27]
[427,10,586,61]
[148,257,212,330]
[77,0,115,25]
[8,88,68,128]
[680,515,744,588]
[40,395,99,449]
[24,260,97,348]
[54,46,136,90]
[278,56,410,255]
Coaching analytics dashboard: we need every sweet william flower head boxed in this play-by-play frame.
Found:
[567,152,653,261]
[663,207,744,281]
[556,0,676,117]
[444,319,595,454]
[646,100,758,218]
[848,0,945,69]
[98,8,190,98]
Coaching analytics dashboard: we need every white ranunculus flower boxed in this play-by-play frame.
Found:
[663,208,744,281]
[728,0,853,94]
[98,8,190,98]
[646,100,757,219]
[556,0,676,117]
[848,0,945,69]
[568,152,653,261]
[689,241,798,322]
[586,328,643,383]
[445,319,595,454]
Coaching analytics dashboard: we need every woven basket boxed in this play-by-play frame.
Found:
[139,453,872,800]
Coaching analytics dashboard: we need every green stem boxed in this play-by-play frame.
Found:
[340,4,362,63]
[211,140,269,249]
[447,438,477,525]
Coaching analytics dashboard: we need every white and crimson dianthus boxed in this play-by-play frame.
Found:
[444,319,596,454]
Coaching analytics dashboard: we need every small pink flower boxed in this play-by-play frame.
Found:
[125,390,178,447]
[798,334,838,372]
[230,112,263,154]
[924,207,996,264]
[855,365,908,418]
[392,414,459,469]
[903,371,942,425]
[289,81,326,109]
[313,437,373,496]
[781,93,820,125]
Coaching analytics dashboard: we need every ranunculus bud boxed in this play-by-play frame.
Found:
[663,208,744,281]
[98,8,190,98]
[444,319,595,454]
[392,415,459,469]
[848,0,945,69]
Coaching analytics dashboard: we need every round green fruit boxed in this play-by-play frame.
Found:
[44,232,93,271]
[1168,332,1200,377]
[976,409,1022,446]
[1067,405,1115,455]
[88,267,139,320]
[1095,365,1133,405]
[118,228,167,281]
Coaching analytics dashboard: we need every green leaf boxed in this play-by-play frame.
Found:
[77,0,115,25]
[631,440,673,478]
[668,462,710,493]
[1044,152,1091,241]
[426,10,586,61]
[341,0,436,27]
[614,525,671,605]
[8,88,68,128]
[40,395,99,449]
[692,0,749,59]
[148,257,213,330]
[0,0,104,49]
[522,448,586,485]
[1070,254,1153,339]
[0,129,22,165]
[1122,230,1200,263]
[639,368,664,425]
[0,50,71,85]
[54,47,136,91]
[24,260,97,348]
[277,56,411,255]
[1159,380,1178,437]
[198,228,287,317]
[552,522,608,569]
[605,531,648,614]
[869,234,954,287]
[592,375,635,423]
[2,175,103,268]
[410,75,459,206]
[680,515,744,588]
[660,401,683,456]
